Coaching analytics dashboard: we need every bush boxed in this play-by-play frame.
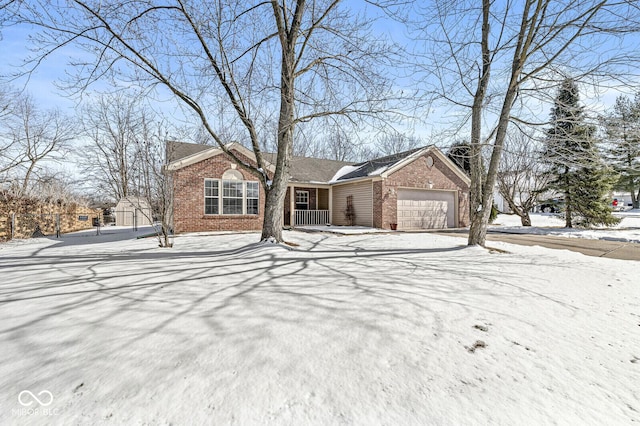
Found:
[489,203,499,224]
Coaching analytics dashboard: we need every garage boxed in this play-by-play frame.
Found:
[397,189,456,230]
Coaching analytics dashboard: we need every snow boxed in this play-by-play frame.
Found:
[367,166,390,176]
[329,165,361,182]
[297,225,391,234]
[1,227,639,424]
[491,212,640,243]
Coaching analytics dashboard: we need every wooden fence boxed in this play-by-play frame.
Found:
[0,199,101,241]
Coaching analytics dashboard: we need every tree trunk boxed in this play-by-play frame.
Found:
[467,0,491,246]
[520,211,532,226]
[21,162,36,195]
[261,7,298,243]
[469,204,492,246]
[469,0,545,245]
[631,187,639,209]
[564,171,572,228]
[261,184,286,242]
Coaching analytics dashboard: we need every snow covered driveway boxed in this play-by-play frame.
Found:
[1,230,639,424]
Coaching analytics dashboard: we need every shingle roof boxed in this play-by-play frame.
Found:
[334,147,425,181]
[166,141,470,187]
[263,153,352,183]
[167,140,352,183]
[166,141,212,163]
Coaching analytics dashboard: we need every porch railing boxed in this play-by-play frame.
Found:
[294,209,330,226]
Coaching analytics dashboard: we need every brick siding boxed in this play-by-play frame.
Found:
[172,150,267,233]
[376,154,470,229]
[172,149,469,233]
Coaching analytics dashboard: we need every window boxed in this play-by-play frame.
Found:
[204,180,219,214]
[246,182,259,215]
[223,181,244,214]
[295,190,309,210]
[204,176,259,215]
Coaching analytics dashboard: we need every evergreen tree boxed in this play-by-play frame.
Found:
[543,78,619,227]
[447,141,472,175]
[602,94,640,209]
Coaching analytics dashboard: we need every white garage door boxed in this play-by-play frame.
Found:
[397,189,456,230]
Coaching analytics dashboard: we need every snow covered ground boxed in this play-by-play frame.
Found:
[0,227,639,425]
[491,211,640,243]
[298,225,391,234]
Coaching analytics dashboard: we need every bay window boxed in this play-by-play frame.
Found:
[204,178,259,215]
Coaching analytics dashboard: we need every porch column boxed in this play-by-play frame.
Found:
[290,185,295,226]
[328,186,333,225]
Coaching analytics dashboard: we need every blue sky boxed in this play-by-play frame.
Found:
[1,23,84,113]
[1,1,639,142]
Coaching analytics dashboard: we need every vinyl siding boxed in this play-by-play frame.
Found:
[331,180,373,226]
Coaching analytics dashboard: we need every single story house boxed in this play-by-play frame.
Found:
[166,141,470,233]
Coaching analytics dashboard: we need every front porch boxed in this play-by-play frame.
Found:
[284,185,332,226]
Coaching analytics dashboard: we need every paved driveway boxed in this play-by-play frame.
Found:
[437,231,640,261]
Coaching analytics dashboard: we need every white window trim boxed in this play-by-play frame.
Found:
[295,190,309,210]
[222,179,244,215]
[246,182,259,215]
[204,178,260,216]
[204,179,219,215]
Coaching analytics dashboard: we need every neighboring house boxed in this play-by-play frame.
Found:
[166,141,470,233]
[114,196,153,227]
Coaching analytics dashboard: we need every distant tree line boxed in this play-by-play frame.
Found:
[453,77,639,228]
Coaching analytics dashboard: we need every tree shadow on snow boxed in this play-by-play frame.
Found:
[0,234,580,396]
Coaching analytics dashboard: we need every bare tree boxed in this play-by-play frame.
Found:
[79,92,181,246]
[373,131,422,157]
[497,131,549,226]
[5,0,395,243]
[0,85,13,122]
[0,86,21,181]
[400,0,640,245]
[79,93,147,201]
[3,92,74,195]
[28,169,82,204]
[135,118,175,248]
[322,124,357,161]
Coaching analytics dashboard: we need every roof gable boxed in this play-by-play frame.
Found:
[166,141,470,186]
[166,142,276,173]
[332,145,471,186]
[333,147,424,181]
[383,146,471,185]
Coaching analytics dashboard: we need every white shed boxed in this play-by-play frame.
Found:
[115,197,153,227]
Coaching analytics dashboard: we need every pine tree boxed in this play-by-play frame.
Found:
[447,141,472,175]
[543,78,619,227]
[602,94,640,209]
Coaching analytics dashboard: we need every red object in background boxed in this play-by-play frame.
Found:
[613,199,618,206]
